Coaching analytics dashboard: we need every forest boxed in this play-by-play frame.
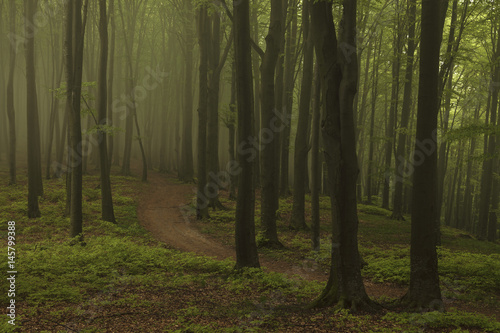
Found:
[0,0,499,331]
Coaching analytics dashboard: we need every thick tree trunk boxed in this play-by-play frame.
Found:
[310,0,377,312]
[404,0,444,311]
[233,0,260,269]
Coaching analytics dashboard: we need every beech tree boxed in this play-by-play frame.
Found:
[403,0,447,310]
[310,0,377,311]
[233,0,260,269]
[26,0,43,218]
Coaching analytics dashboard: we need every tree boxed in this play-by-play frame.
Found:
[6,0,16,186]
[66,0,89,239]
[233,0,260,269]
[97,0,116,223]
[197,4,210,220]
[477,19,500,241]
[310,0,377,311]
[290,0,314,230]
[403,0,446,311]
[25,0,43,218]
[179,0,195,182]
[392,0,417,220]
[260,0,285,248]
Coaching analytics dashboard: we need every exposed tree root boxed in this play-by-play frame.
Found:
[399,292,444,312]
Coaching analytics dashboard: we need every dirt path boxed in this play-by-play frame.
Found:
[137,171,405,299]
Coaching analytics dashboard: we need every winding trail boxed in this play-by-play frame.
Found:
[137,170,406,299]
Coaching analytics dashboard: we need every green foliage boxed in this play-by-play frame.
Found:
[361,245,500,300]
[382,310,500,332]
[358,204,392,217]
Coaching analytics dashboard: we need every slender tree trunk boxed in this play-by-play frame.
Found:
[97,0,116,223]
[228,60,237,200]
[67,0,88,240]
[107,0,115,169]
[290,0,313,230]
[251,0,261,189]
[233,0,260,269]
[179,0,195,182]
[26,0,42,218]
[311,64,321,251]
[392,0,416,220]
[260,0,285,247]
[382,9,402,210]
[477,30,500,240]
[366,31,382,205]
[6,0,16,185]
[280,0,297,196]
[197,5,210,219]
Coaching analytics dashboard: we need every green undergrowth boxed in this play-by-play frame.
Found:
[1,169,499,332]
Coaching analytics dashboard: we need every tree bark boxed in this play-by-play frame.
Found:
[97,0,116,223]
[197,5,210,219]
[233,0,260,269]
[403,0,444,311]
[259,0,285,247]
[26,0,42,218]
[6,0,16,185]
[392,0,416,220]
[290,0,313,230]
[310,0,377,312]
[311,64,321,251]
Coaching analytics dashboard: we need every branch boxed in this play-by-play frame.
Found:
[218,0,264,58]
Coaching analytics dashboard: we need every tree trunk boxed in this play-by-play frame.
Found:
[197,5,210,219]
[6,0,16,185]
[290,0,313,230]
[392,0,416,220]
[477,29,500,240]
[67,0,88,240]
[280,0,297,197]
[233,0,260,269]
[310,0,377,312]
[97,0,116,223]
[26,0,42,218]
[311,64,321,251]
[107,0,116,169]
[382,7,402,210]
[179,0,195,182]
[403,0,444,311]
[260,0,285,248]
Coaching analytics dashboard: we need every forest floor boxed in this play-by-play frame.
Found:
[1,167,499,332]
[137,170,406,299]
